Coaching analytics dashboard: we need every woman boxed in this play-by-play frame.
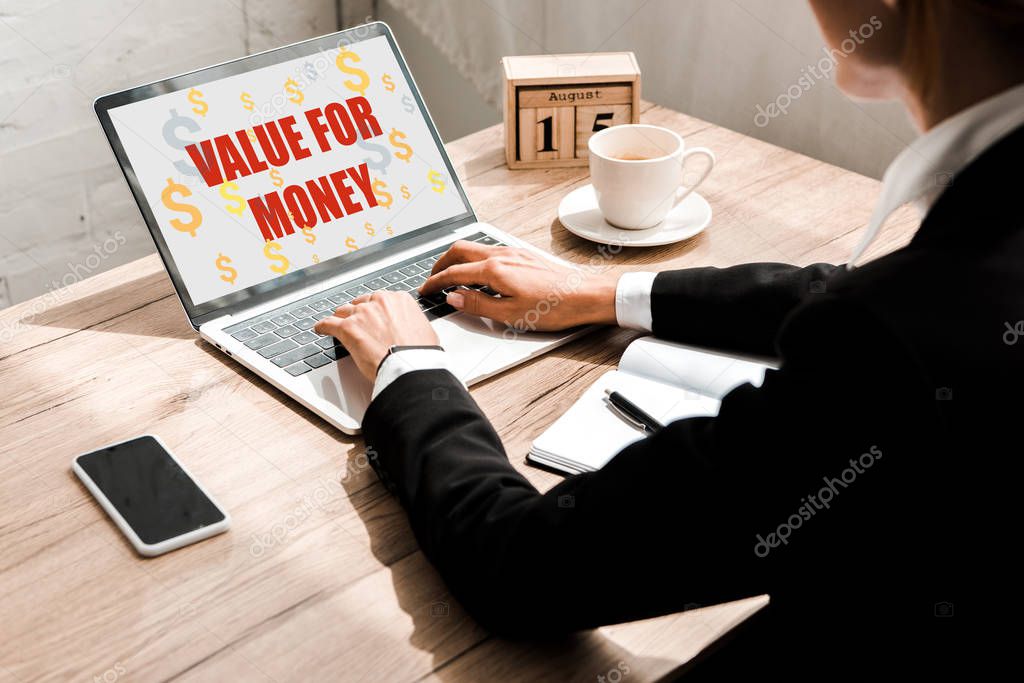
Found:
[316,1,1023,675]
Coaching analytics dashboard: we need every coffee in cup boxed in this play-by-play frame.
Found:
[610,152,656,161]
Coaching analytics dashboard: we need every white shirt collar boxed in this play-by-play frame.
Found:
[848,82,1024,267]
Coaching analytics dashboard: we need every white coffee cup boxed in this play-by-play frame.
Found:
[588,124,715,230]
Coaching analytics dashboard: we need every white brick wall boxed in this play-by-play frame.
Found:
[0,0,338,307]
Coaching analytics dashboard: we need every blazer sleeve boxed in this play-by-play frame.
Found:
[650,262,839,357]
[360,297,929,638]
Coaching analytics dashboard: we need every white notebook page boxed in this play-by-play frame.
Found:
[530,338,772,472]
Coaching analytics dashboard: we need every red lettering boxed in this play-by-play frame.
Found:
[234,130,268,174]
[323,102,357,146]
[346,97,383,139]
[305,176,344,223]
[328,169,360,214]
[347,162,377,209]
[304,108,333,153]
[215,135,250,182]
[248,192,295,241]
[283,185,316,228]
[184,140,223,187]
[183,97,380,191]
[279,115,311,161]
[253,123,290,166]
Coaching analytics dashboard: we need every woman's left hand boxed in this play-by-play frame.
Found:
[314,291,439,382]
[419,240,618,330]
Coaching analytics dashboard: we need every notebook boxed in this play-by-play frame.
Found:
[527,337,774,474]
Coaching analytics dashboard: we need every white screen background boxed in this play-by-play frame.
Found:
[110,35,468,306]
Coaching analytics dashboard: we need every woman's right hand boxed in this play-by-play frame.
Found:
[418,240,620,331]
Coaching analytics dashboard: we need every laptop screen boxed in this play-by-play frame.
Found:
[105,31,470,308]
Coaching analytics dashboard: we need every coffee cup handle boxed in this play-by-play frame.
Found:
[673,147,716,207]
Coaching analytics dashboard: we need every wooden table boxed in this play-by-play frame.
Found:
[0,102,917,682]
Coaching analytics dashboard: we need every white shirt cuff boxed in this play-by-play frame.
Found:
[615,271,657,332]
[372,348,451,399]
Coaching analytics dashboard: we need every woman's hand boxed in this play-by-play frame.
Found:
[314,291,439,382]
[419,240,619,330]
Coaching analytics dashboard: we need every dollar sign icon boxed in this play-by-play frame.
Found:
[364,222,375,237]
[269,169,284,187]
[345,236,359,252]
[336,47,369,96]
[303,62,319,81]
[284,77,304,105]
[401,94,414,114]
[371,179,392,208]
[263,241,290,275]
[312,254,320,264]
[428,170,447,194]
[302,226,317,245]
[188,88,208,117]
[246,128,257,143]
[386,226,394,236]
[382,74,395,92]
[219,181,246,216]
[161,178,203,237]
[400,184,410,200]
[215,253,237,285]
[356,138,392,176]
[388,128,413,163]
[240,92,254,111]
[162,108,201,177]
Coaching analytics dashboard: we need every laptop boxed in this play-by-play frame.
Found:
[95,22,586,434]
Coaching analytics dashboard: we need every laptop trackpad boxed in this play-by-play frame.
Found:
[307,356,372,422]
[435,311,572,382]
[301,311,570,424]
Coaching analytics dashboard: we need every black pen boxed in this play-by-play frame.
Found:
[604,389,664,433]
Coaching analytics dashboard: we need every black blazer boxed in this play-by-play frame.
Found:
[363,124,1023,676]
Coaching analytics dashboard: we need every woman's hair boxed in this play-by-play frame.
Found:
[902,0,1024,101]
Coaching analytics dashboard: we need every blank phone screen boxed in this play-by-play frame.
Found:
[76,436,225,545]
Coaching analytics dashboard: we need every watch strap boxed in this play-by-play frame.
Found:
[376,344,445,375]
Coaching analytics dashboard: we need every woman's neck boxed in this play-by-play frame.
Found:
[906,32,1024,132]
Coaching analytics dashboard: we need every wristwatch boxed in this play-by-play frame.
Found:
[376,344,445,375]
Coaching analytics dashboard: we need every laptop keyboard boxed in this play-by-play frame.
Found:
[222,232,505,377]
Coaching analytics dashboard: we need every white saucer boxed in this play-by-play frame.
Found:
[557,184,711,247]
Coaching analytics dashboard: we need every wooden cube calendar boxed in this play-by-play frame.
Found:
[502,52,641,169]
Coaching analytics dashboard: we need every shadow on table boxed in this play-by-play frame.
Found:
[19,216,698,346]
[546,217,708,267]
[338,450,682,682]
[193,338,356,446]
[185,302,696,678]
[457,149,506,180]
[21,270,195,340]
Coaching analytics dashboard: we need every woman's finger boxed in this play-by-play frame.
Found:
[332,302,358,318]
[446,288,515,322]
[314,315,347,338]
[419,261,495,294]
[431,240,500,275]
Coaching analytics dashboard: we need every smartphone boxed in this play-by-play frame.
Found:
[72,435,230,556]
